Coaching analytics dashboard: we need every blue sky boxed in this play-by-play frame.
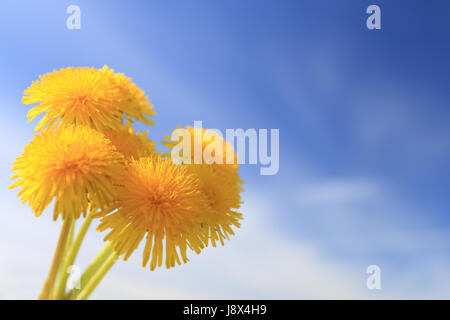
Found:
[1,0,450,299]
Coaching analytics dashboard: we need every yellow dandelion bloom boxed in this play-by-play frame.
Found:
[190,164,244,247]
[97,155,210,270]
[162,126,244,246]
[10,125,124,220]
[102,124,156,159]
[23,66,156,132]
[108,70,156,126]
[162,126,238,169]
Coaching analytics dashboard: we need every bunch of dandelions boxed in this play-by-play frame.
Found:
[10,66,244,300]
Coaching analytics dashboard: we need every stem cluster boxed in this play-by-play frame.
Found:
[38,211,118,300]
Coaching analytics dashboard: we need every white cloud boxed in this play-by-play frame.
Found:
[296,178,379,207]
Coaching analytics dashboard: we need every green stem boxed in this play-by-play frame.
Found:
[66,241,114,299]
[54,212,93,299]
[49,218,75,299]
[74,249,118,300]
[38,216,73,300]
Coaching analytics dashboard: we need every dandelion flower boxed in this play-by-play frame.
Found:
[162,126,244,247]
[102,124,156,159]
[10,125,124,220]
[97,155,210,270]
[190,164,244,247]
[108,70,156,126]
[23,66,156,132]
[163,126,244,246]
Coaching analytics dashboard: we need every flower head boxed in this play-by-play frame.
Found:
[108,71,156,126]
[102,124,156,159]
[10,125,124,220]
[97,155,210,270]
[162,126,244,246]
[191,164,244,247]
[23,66,156,132]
